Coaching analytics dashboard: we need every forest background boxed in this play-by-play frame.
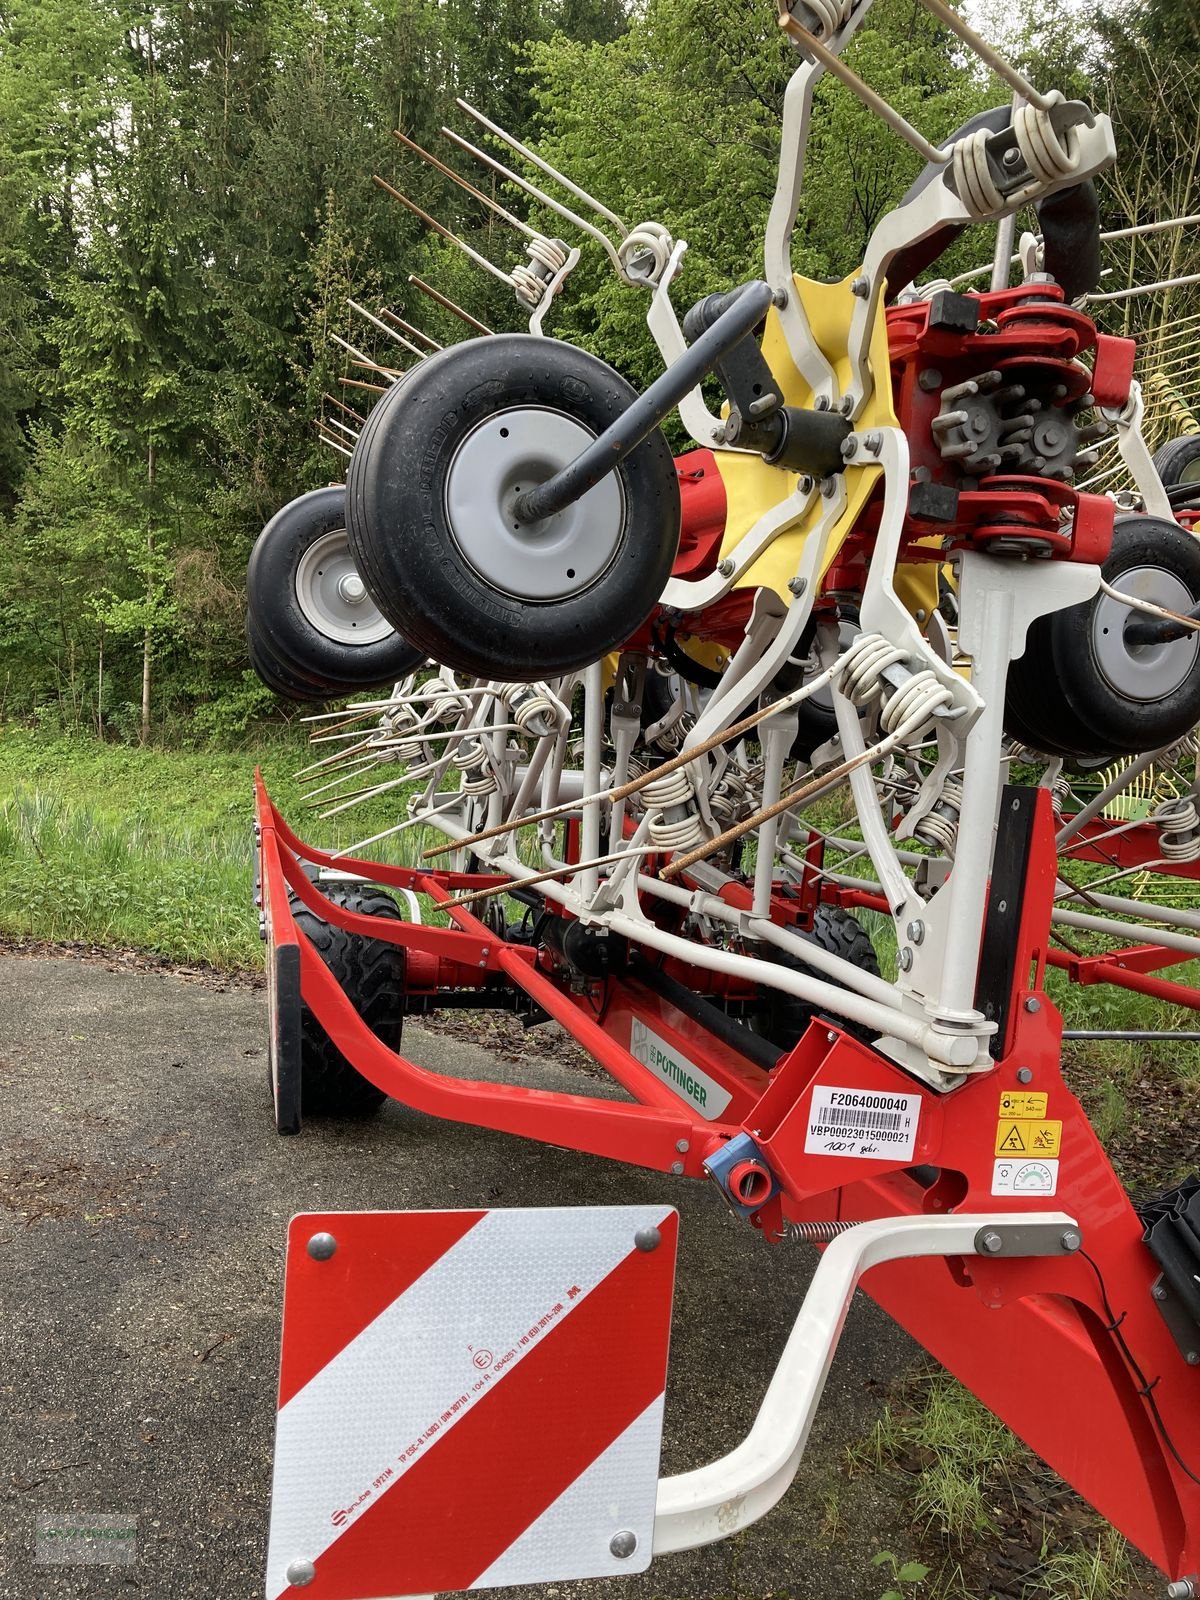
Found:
[0,0,1194,744]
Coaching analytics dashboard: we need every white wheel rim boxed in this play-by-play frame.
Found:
[294,529,393,646]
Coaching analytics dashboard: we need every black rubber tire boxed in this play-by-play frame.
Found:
[752,905,881,1051]
[1006,515,1200,759]
[247,486,425,691]
[1152,434,1200,489]
[247,616,340,704]
[290,881,407,1118]
[345,334,681,680]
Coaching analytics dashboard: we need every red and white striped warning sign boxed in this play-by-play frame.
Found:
[266,1206,678,1599]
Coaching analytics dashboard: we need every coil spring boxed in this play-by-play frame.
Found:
[1154,795,1200,862]
[1050,775,1071,820]
[709,767,752,826]
[838,633,953,737]
[384,703,426,765]
[617,222,673,287]
[643,767,705,850]
[425,675,471,724]
[512,237,569,309]
[784,1219,857,1243]
[952,98,1078,221]
[912,777,964,854]
[461,763,498,797]
[794,0,850,35]
[451,735,486,771]
[503,683,557,738]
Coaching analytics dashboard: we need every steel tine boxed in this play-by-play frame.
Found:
[336,799,467,859]
[350,357,406,379]
[340,375,388,394]
[393,127,543,243]
[302,756,392,801]
[323,391,367,424]
[372,174,513,287]
[316,429,353,458]
[440,127,623,274]
[408,273,494,335]
[325,416,360,443]
[331,332,400,383]
[372,313,429,361]
[347,296,426,357]
[914,0,1054,111]
[379,309,441,351]
[455,98,628,235]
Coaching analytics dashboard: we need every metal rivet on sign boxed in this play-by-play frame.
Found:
[634,1226,661,1253]
[979,1231,1003,1255]
[286,1559,316,1587]
[610,1530,638,1559]
[307,1233,337,1261]
[1016,1067,1034,1084]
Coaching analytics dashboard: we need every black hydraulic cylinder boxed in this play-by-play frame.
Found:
[513,279,774,525]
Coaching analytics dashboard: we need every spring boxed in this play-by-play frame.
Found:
[784,1219,857,1244]
[1013,96,1078,186]
[384,703,426,766]
[709,767,752,825]
[512,237,569,309]
[838,632,907,707]
[1154,795,1200,862]
[451,735,487,771]
[878,669,953,736]
[912,777,963,854]
[617,222,673,287]
[952,126,1004,218]
[643,767,705,851]
[503,683,558,738]
[460,763,498,797]
[425,674,471,724]
[1050,775,1071,820]
[796,0,851,35]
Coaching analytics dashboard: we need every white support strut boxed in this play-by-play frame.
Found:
[653,1211,1079,1553]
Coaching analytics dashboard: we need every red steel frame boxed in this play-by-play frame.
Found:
[255,772,1200,1580]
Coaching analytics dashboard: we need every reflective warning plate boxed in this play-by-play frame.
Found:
[266,1206,678,1599]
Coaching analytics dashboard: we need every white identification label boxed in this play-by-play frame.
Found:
[629,1019,733,1120]
[991,1156,1059,1197]
[804,1084,922,1161]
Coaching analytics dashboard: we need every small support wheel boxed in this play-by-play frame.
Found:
[1152,434,1200,490]
[247,486,424,698]
[345,335,681,680]
[752,906,881,1051]
[1006,515,1200,759]
[288,881,408,1119]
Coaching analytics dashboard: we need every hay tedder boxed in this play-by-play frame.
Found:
[251,1,1200,1594]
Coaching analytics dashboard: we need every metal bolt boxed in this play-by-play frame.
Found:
[980,1230,1004,1255]
[307,1232,337,1261]
[826,1030,837,1043]
[286,1559,316,1588]
[841,435,858,461]
[1016,1067,1034,1084]
[1166,1581,1198,1599]
[718,557,735,577]
[788,575,807,597]
[906,919,924,945]
[634,1226,661,1253]
[1187,1352,1200,1367]
[851,275,870,298]
[610,1530,638,1559]
[798,474,815,494]
[258,917,268,942]
[838,395,855,416]
[772,287,789,309]
[670,1161,684,1176]
[820,476,837,497]
[897,947,913,972]
[1002,145,1023,169]
[1024,997,1041,1014]
[864,430,884,455]
[814,395,831,412]
[1153,1284,1168,1302]
[918,367,942,393]
[1059,1228,1081,1254]
[675,1138,689,1153]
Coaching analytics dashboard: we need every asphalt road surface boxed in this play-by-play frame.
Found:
[0,953,922,1600]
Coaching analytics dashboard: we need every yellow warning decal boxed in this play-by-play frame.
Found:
[998,1091,1048,1119]
[995,1119,1062,1158]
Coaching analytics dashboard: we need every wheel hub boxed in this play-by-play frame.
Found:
[294,530,393,646]
[444,407,626,603]
[1095,564,1200,702]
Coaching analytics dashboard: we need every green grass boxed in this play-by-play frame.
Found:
[0,726,438,969]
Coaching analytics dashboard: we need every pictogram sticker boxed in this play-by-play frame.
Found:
[998,1090,1047,1119]
[994,1119,1062,1158]
[992,1157,1059,1196]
